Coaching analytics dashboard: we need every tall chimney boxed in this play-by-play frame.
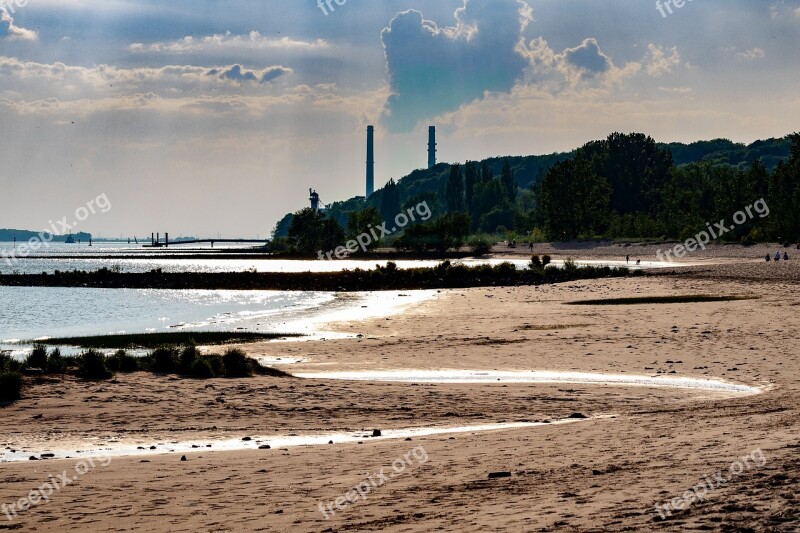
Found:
[428,126,437,169]
[366,125,375,198]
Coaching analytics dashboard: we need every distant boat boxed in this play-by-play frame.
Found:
[65,233,75,244]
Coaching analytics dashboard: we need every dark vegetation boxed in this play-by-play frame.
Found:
[271,133,797,253]
[567,295,758,306]
[0,343,291,403]
[0,229,92,243]
[0,260,638,291]
[34,331,302,349]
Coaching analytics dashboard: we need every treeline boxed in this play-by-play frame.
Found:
[271,133,796,253]
[541,133,800,242]
[0,230,92,243]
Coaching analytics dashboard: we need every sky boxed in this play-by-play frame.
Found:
[1,0,799,238]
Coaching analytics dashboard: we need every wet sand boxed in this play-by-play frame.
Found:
[1,259,799,531]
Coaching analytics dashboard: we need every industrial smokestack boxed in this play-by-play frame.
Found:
[366,125,375,198]
[428,126,437,169]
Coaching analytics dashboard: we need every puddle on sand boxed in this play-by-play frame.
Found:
[0,415,606,463]
[294,370,761,395]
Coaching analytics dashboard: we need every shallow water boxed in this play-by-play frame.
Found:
[295,370,761,395]
[0,415,601,463]
[0,289,435,357]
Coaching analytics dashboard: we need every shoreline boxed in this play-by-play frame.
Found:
[1,267,799,531]
[0,262,635,291]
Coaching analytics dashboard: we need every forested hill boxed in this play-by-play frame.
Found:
[272,133,793,242]
[0,229,92,243]
[664,137,790,169]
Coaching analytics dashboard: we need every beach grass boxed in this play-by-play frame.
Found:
[30,331,303,349]
[566,295,759,306]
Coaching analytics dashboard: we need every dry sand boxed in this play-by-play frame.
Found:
[1,254,799,532]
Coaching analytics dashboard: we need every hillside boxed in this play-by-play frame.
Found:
[272,134,793,240]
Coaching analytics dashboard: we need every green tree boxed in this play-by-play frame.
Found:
[347,207,383,252]
[445,164,465,213]
[481,161,493,183]
[500,159,516,202]
[287,208,345,255]
[464,161,478,214]
[471,179,507,232]
[767,136,800,242]
[581,132,673,215]
[380,178,400,220]
[396,213,470,252]
[541,159,610,239]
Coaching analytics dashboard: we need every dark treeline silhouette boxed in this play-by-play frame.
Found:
[272,133,796,253]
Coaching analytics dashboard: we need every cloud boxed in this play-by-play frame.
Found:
[561,38,612,79]
[658,86,693,94]
[518,36,640,91]
[0,7,37,40]
[737,48,765,60]
[645,44,681,77]
[0,55,291,98]
[207,64,291,84]
[380,0,532,132]
[129,31,329,54]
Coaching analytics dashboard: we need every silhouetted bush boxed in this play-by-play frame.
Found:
[77,349,112,380]
[222,348,251,378]
[206,354,225,377]
[25,344,48,370]
[493,261,516,277]
[107,349,139,373]
[189,358,215,379]
[0,353,12,373]
[0,372,22,401]
[542,255,552,266]
[180,345,200,373]
[468,236,492,256]
[0,372,22,402]
[46,348,67,374]
[530,255,542,268]
[150,346,180,374]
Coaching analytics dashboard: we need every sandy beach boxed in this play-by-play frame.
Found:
[1,250,799,532]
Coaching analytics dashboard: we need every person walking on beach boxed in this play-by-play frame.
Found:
[626,255,630,264]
